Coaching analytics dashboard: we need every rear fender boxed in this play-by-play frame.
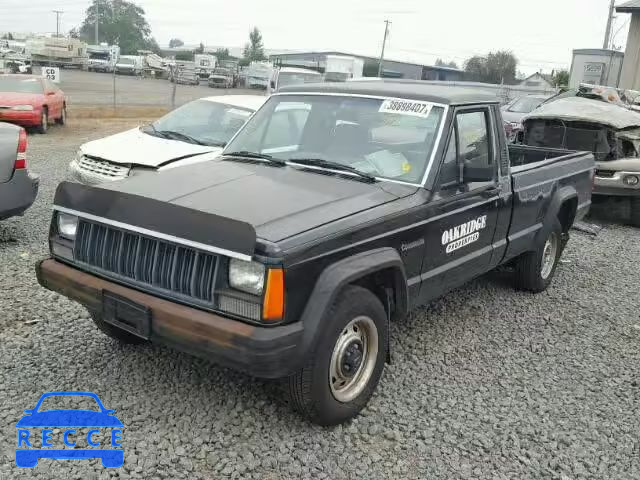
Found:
[537,186,577,243]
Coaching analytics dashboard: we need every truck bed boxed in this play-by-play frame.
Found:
[502,146,594,263]
[508,145,584,171]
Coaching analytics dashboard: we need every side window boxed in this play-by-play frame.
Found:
[437,109,495,192]
[456,110,495,189]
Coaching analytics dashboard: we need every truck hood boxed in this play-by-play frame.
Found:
[65,160,416,243]
[80,127,221,168]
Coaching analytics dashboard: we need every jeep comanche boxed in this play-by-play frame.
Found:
[37,82,594,425]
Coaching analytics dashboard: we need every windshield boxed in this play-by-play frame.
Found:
[0,77,43,94]
[508,96,544,113]
[89,52,110,60]
[213,68,231,75]
[224,94,445,183]
[277,72,322,88]
[149,99,254,146]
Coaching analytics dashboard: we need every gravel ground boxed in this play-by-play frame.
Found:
[0,122,638,479]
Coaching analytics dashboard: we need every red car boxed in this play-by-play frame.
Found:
[0,75,66,134]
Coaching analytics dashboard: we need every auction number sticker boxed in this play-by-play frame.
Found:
[379,99,433,117]
[42,67,60,83]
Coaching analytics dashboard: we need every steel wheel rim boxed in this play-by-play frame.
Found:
[541,232,558,279]
[329,316,379,403]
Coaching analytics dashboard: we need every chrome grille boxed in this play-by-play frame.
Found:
[74,220,219,304]
[78,156,130,180]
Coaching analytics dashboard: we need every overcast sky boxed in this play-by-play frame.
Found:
[2,0,630,75]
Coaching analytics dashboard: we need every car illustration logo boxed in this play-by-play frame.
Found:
[15,391,123,468]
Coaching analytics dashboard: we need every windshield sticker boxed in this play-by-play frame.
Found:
[442,216,487,254]
[379,99,433,118]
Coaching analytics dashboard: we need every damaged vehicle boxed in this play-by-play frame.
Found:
[522,96,640,226]
[69,95,265,184]
[38,82,593,425]
[208,67,234,88]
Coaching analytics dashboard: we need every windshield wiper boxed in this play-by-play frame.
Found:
[224,151,286,166]
[288,157,377,182]
[156,130,208,146]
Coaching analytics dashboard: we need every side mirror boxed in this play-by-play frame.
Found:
[463,160,494,183]
[24,409,34,414]
[270,80,276,89]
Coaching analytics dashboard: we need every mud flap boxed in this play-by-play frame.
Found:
[385,288,392,364]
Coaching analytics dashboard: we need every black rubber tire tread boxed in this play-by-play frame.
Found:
[287,285,388,426]
[513,218,563,293]
[55,105,66,125]
[90,311,147,345]
[630,197,640,228]
[36,109,48,134]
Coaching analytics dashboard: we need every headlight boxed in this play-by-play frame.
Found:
[229,259,265,295]
[623,174,639,186]
[57,213,79,239]
[11,105,34,111]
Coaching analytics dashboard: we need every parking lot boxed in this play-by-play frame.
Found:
[51,68,263,107]
[0,119,636,479]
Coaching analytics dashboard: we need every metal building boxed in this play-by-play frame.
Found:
[568,49,624,88]
[268,50,465,81]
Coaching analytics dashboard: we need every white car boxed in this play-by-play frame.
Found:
[69,95,266,185]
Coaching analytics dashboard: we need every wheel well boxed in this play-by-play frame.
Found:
[351,267,406,322]
[557,197,578,233]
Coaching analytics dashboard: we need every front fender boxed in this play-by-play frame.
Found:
[295,248,408,366]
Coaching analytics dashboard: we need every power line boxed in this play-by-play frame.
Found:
[377,19,390,77]
[52,10,63,37]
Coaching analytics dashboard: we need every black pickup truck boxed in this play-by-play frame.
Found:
[37,82,594,425]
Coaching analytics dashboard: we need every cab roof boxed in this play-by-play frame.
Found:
[279,80,500,106]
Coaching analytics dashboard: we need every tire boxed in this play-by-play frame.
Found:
[513,218,564,292]
[55,105,66,125]
[630,197,640,227]
[36,109,48,134]
[287,285,388,426]
[90,311,147,345]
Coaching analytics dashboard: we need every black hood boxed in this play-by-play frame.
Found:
[58,160,417,244]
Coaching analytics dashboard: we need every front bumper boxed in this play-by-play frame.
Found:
[593,171,640,197]
[0,169,39,220]
[0,109,41,127]
[36,259,304,379]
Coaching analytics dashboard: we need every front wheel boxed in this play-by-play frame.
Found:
[287,285,387,425]
[513,218,563,292]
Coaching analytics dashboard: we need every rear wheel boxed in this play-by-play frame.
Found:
[287,285,387,425]
[630,197,640,227]
[37,109,48,134]
[55,105,66,125]
[90,311,147,345]
[513,218,563,292]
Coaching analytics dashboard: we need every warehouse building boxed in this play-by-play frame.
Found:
[268,50,465,81]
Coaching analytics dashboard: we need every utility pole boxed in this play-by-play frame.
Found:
[52,10,63,37]
[377,20,391,78]
[95,1,99,44]
[603,0,616,49]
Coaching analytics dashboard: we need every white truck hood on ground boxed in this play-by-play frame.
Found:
[79,127,222,168]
